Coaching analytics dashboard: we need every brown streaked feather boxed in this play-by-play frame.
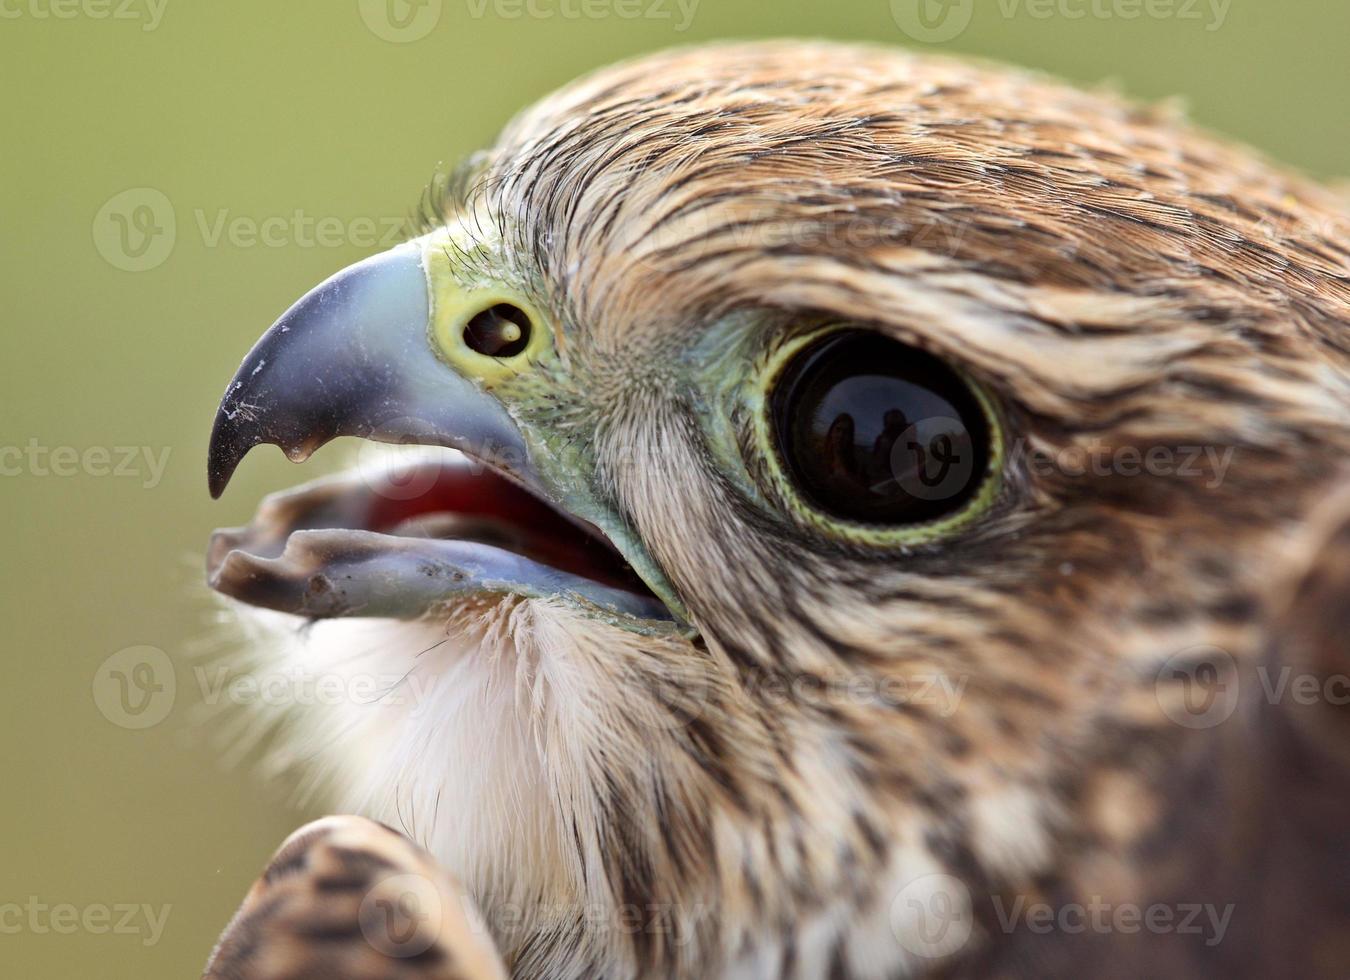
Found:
[203,816,508,980]
[213,41,1349,980]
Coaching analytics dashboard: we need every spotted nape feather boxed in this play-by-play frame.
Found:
[203,816,507,980]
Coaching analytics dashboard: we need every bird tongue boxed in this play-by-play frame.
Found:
[205,454,670,622]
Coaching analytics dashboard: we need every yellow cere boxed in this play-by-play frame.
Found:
[418,226,552,386]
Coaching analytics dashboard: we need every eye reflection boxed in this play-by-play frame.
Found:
[771,331,990,525]
[464,303,532,358]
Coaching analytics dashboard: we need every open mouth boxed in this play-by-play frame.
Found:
[207,452,672,624]
[204,241,687,632]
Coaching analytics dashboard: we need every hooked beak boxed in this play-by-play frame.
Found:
[206,240,684,630]
[207,242,534,499]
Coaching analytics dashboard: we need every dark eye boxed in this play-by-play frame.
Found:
[464,303,532,357]
[770,330,992,526]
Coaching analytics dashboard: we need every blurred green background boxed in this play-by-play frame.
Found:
[0,0,1344,975]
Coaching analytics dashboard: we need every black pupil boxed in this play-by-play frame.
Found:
[464,304,532,357]
[771,330,990,525]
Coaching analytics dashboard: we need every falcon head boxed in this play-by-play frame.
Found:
[206,42,1350,978]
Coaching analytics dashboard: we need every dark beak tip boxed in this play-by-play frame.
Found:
[206,432,238,499]
[207,406,270,500]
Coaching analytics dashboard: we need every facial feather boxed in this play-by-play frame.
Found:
[216,41,1350,979]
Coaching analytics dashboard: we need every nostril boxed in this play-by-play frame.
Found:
[464,303,532,358]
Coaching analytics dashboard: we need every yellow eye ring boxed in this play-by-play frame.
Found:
[421,235,552,385]
[429,286,551,383]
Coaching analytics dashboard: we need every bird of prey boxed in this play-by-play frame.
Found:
[200,41,1350,980]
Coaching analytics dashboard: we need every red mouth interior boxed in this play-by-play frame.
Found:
[358,460,654,597]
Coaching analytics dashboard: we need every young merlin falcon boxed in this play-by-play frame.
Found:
[200,41,1350,980]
